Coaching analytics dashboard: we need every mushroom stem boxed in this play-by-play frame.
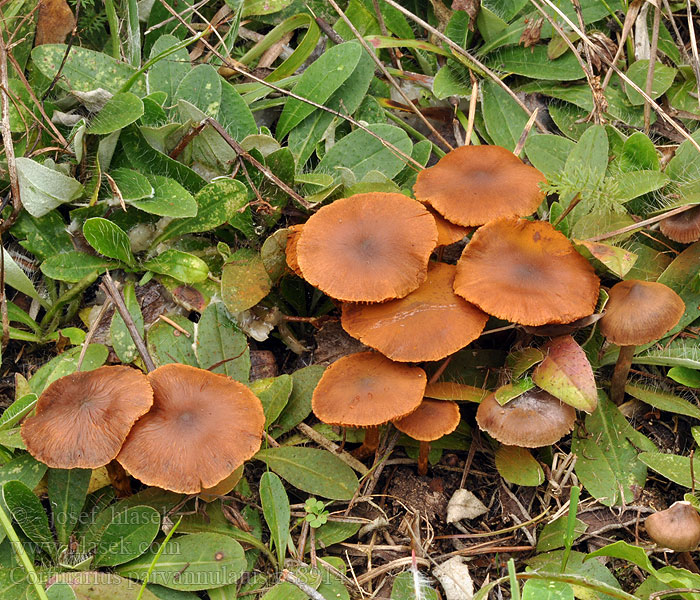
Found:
[106,460,132,498]
[610,345,635,405]
[353,428,380,459]
[417,442,430,476]
[679,551,700,574]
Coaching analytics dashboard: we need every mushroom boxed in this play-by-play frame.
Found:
[312,352,426,458]
[599,279,684,405]
[659,205,700,244]
[117,363,265,494]
[645,501,700,552]
[475,388,576,447]
[453,217,600,326]
[341,262,488,362]
[21,366,153,469]
[285,224,304,277]
[425,206,472,247]
[393,399,461,476]
[295,193,438,302]
[413,145,546,226]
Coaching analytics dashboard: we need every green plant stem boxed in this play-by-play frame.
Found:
[103,0,121,60]
[126,0,141,67]
[0,501,49,600]
[39,271,99,333]
[136,517,182,600]
[561,485,580,572]
[508,558,520,600]
[610,345,635,405]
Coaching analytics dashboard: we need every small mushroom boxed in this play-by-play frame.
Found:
[21,366,153,469]
[341,262,488,362]
[295,193,438,302]
[393,399,461,475]
[475,388,576,447]
[312,352,426,458]
[645,501,700,552]
[117,364,265,494]
[413,145,546,226]
[659,205,700,244]
[284,224,304,277]
[600,280,684,405]
[453,217,600,326]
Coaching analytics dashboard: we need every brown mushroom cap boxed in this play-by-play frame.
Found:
[413,145,546,226]
[21,366,153,469]
[454,217,600,326]
[117,364,265,494]
[312,352,426,427]
[645,501,700,552]
[599,279,685,346]
[341,263,488,362]
[475,388,576,447]
[393,399,461,442]
[425,206,472,247]
[296,193,438,302]
[659,205,700,244]
[285,224,304,277]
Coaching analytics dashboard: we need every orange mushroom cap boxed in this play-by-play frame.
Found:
[312,352,426,427]
[599,279,685,346]
[645,501,700,552]
[659,205,700,244]
[393,399,461,442]
[453,217,600,326]
[21,366,153,469]
[117,364,265,494]
[413,145,546,226]
[285,224,304,277]
[341,262,488,362]
[425,206,472,247]
[475,388,576,447]
[296,193,438,302]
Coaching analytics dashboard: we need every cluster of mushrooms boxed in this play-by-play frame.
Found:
[21,364,265,495]
[286,144,687,473]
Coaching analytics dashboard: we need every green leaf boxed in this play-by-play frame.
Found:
[586,540,655,573]
[277,41,363,138]
[625,384,700,419]
[48,468,91,545]
[524,134,575,180]
[195,302,250,383]
[507,348,544,379]
[487,45,584,81]
[174,64,222,117]
[494,445,544,486]
[15,157,83,218]
[666,129,700,184]
[146,314,197,367]
[31,44,145,94]
[532,335,597,412]
[29,344,109,393]
[522,580,573,600]
[221,249,272,313]
[564,124,608,191]
[219,81,257,143]
[13,210,73,261]
[259,472,289,567]
[147,35,191,108]
[110,281,144,364]
[620,132,659,171]
[609,170,669,201]
[624,60,677,105]
[656,241,700,340]
[391,571,439,600]
[639,452,699,489]
[87,92,144,134]
[109,168,154,200]
[83,218,134,266]
[495,378,534,405]
[249,375,293,427]
[433,61,472,99]
[46,583,77,600]
[155,179,248,245]
[116,532,246,591]
[242,0,293,17]
[256,447,358,500]
[571,394,655,506]
[92,506,160,567]
[1,248,41,301]
[573,239,637,278]
[261,229,289,283]
[129,175,197,217]
[0,393,37,430]
[3,480,55,558]
[41,252,117,282]
[481,79,529,150]
[51,572,161,600]
[667,366,700,388]
[144,249,209,283]
[315,123,412,182]
[632,338,700,370]
[274,365,325,437]
[536,517,587,553]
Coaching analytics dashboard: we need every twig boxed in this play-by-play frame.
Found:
[304,5,345,45]
[379,0,548,133]
[585,204,697,242]
[0,240,7,348]
[688,0,700,110]
[0,26,22,235]
[280,569,328,600]
[571,0,607,123]
[77,298,113,371]
[155,0,424,172]
[157,314,191,337]
[465,76,478,145]
[169,121,207,159]
[370,0,400,69]
[327,0,453,152]
[644,3,661,132]
[297,423,369,475]
[513,108,540,156]
[100,271,156,372]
